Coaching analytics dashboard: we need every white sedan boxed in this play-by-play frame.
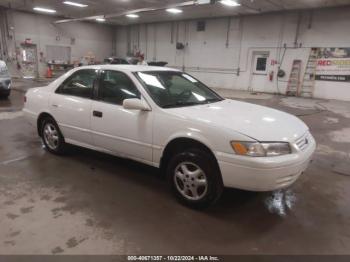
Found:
[23,65,316,208]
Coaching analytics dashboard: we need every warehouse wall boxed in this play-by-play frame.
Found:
[4,10,113,77]
[115,6,350,101]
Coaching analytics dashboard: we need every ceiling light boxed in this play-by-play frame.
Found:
[63,1,88,8]
[126,14,139,18]
[219,0,241,7]
[33,7,57,13]
[96,18,106,22]
[166,8,183,14]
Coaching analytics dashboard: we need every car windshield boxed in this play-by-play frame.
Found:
[136,71,223,108]
[0,62,9,77]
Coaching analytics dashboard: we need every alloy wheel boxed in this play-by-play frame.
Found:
[43,123,59,150]
[174,162,208,201]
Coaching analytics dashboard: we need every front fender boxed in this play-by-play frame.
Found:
[152,110,255,166]
[161,131,215,157]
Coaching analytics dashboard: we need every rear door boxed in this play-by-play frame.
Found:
[90,70,153,164]
[49,69,98,146]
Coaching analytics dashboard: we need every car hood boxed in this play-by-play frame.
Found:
[166,99,308,142]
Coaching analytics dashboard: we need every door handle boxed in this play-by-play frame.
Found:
[93,110,103,118]
[52,104,59,108]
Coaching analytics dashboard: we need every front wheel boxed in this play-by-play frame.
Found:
[167,149,223,209]
[41,117,67,155]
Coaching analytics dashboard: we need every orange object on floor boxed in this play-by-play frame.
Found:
[46,66,52,78]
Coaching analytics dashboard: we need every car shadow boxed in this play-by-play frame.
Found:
[26,142,297,243]
[65,144,292,220]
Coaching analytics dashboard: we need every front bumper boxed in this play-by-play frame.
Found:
[216,133,316,191]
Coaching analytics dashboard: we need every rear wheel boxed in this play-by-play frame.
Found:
[40,117,67,155]
[167,149,223,209]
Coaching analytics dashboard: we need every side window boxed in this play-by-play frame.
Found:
[99,70,141,105]
[56,69,97,98]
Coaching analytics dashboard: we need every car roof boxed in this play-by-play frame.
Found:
[78,65,180,73]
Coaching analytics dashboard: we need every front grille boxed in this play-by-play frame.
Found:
[295,132,311,151]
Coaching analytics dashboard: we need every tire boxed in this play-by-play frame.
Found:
[40,117,67,155]
[166,148,223,209]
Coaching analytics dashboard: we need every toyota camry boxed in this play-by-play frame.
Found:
[23,65,316,208]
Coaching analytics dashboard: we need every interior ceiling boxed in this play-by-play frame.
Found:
[0,0,350,25]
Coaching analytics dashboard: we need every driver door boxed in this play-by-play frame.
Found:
[91,70,153,164]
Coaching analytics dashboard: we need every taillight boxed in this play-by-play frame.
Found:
[24,95,27,103]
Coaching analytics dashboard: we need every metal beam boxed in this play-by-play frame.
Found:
[54,1,197,24]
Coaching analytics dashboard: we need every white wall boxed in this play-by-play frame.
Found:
[5,10,114,77]
[115,6,350,101]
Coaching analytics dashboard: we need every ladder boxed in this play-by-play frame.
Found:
[286,60,302,96]
[299,48,319,98]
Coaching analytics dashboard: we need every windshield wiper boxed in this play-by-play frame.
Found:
[200,98,222,104]
[162,101,201,108]
[162,98,222,108]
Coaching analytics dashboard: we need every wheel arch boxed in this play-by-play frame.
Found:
[37,112,56,137]
[159,137,221,175]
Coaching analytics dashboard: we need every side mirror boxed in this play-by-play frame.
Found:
[123,98,151,111]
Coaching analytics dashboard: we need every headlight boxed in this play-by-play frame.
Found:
[231,141,291,157]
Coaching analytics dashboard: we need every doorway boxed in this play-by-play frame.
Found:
[249,51,269,92]
[20,43,39,79]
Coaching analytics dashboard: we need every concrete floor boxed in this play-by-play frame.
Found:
[0,80,350,255]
